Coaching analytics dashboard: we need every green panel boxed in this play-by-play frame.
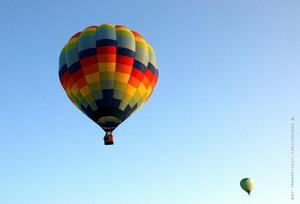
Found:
[59,47,67,69]
[96,24,116,41]
[147,45,157,68]
[78,28,96,52]
[65,41,79,67]
[135,40,149,66]
[116,28,135,51]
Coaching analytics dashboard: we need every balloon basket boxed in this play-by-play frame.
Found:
[104,132,114,145]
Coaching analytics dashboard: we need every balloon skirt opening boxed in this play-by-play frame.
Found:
[104,132,114,145]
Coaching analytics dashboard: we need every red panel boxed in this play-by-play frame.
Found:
[116,64,132,74]
[76,77,87,89]
[131,68,144,80]
[72,70,85,82]
[97,46,116,54]
[87,26,97,29]
[70,32,81,40]
[115,25,126,29]
[145,69,154,83]
[82,64,98,75]
[132,31,143,38]
[141,76,150,89]
[128,76,140,88]
[80,55,98,67]
[98,54,116,63]
[67,77,74,90]
[116,55,134,66]
[61,72,71,89]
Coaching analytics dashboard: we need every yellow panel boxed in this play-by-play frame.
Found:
[80,85,90,97]
[137,97,146,108]
[100,72,115,80]
[98,24,115,30]
[116,26,131,32]
[114,81,127,91]
[115,72,130,83]
[67,38,78,47]
[134,89,147,107]
[132,90,142,103]
[98,63,115,72]
[84,95,97,111]
[85,26,97,31]
[84,94,93,103]
[119,93,132,111]
[137,101,146,110]
[85,73,100,83]
[145,86,153,99]
[71,84,79,95]
[101,80,114,89]
[66,89,72,97]
[129,99,138,108]
[125,84,136,96]
[89,81,101,90]
[127,91,142,108]
[135,37,147,47]
[137,83,146,96]
[75,92,89,109]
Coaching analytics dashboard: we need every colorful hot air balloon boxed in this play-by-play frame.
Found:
[240,178,255,195]
[59,24,158,145]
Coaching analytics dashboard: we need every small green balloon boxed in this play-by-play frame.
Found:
[240,178,255,195]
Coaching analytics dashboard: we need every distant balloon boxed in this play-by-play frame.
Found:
[240,178,255,195]
[59,24,158,145]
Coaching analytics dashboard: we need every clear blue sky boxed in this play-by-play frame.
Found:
[0,0,299,203]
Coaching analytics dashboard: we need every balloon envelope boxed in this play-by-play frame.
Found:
[240,178,255,195]
[59,24,158,144]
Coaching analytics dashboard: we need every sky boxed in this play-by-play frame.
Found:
[0,0,299,203]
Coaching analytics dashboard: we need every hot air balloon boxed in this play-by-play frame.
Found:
[240,178,255,195]
[59,24,158,145]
